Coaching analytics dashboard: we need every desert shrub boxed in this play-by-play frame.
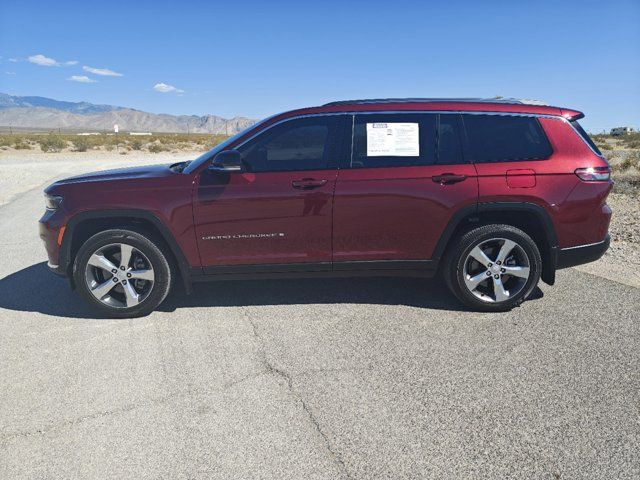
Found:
[0,135,13,147]
[597,143,613,150]
[129,139,143,150]
[14,139,31,150]
[148,143,167,153]
[618,152,640,171]
[72,137,90,152]
[39,134,67,152]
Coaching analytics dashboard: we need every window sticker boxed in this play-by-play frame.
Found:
[366,122,419,157]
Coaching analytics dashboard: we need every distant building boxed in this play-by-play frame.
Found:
[77,132,102,136]
[610,126,637,136]
[129,132,153,136]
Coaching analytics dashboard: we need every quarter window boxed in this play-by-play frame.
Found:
[461,114,552,163]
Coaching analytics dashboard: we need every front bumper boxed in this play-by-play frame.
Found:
[556,234,610,269]
[39,212,67,276]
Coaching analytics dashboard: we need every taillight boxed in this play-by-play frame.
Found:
[575,166,611,182]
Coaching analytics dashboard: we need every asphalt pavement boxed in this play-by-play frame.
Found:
[0,170,638,479]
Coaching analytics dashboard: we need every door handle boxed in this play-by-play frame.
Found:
[291,178,328,190]
[432,173,467,185]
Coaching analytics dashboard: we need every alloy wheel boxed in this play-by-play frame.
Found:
[462,237,531,303]
[84,243,155,308]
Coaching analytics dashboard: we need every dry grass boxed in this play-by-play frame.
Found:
[0,133,229,154]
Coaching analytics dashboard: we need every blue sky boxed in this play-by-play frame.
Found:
[1,0,638,132]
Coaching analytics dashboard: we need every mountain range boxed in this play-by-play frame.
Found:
[0,93,256,134]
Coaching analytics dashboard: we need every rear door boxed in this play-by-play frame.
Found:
[333,113,478,266]
[194,115,346,270]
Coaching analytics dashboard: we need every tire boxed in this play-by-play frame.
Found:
[444,224,542,312]
[73,229,172,318]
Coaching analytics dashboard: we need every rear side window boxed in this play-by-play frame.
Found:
[352,113,436,168]
[350,113,465,168]
[461,114,552,163]
[571,120,602,156]
[437,114,465,165]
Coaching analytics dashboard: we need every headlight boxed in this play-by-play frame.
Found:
[44,194,64,211]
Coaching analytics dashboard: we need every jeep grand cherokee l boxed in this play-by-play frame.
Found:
[39,98,612,317]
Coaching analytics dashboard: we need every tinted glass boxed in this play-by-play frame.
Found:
[239,116,339,172]
[352,113,437,168]
[571,120,602,156]
[462,114,552,163]
[437,114,464,164]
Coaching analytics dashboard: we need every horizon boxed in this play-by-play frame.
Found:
[1,0,639,132]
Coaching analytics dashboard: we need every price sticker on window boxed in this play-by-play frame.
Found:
[366,123,419,157]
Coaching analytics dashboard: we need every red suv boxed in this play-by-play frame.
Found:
[39,98,612,317]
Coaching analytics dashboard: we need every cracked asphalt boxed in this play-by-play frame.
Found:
[0,160,639,479]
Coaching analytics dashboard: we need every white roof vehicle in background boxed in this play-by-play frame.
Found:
[610,126,637,136]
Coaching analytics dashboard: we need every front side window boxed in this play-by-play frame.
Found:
[239,116,341,172]
[461,114,552,163]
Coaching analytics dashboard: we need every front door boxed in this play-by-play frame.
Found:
[333,113,478,264]
[194,115,346,270]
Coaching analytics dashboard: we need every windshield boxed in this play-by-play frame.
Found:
[183,118,267,174]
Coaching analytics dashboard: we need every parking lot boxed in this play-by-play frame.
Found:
[0,158,638,479]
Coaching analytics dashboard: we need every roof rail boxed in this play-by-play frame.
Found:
[323,97,548,107]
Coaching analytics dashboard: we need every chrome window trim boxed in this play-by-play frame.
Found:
[233,110,564,150]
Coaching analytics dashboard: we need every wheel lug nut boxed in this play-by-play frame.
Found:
[122,280,127,285]
[120,266,126,271]
[113,277,119,282]
[487,263,492,267]
[494,274,499,279]
[496,261,502,265]
[127,273,132,278]
[486,271,492,276]
[111,269,117,273]
[501,268,506,273]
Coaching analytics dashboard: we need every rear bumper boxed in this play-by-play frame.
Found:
[556,235,610,269]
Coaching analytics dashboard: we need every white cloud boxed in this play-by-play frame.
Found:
[27,54,77,67]
[9,58,19,63]
[28,54,59,66]
[5,71,16,75]
[68,75,97,83]
[83,66,123,77]
[153,82,184,94]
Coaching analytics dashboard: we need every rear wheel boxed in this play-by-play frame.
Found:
[73,229,172,318]
[445,224,542,311]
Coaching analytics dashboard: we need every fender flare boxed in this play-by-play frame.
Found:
[433,202,559,285]
[60,209,195,294]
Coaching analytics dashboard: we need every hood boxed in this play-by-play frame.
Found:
[50,163,175,187]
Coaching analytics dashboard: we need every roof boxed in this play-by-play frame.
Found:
[323,97,549,106]
[288,97,582,120]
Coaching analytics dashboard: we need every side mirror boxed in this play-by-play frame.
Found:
[209,149,243,173]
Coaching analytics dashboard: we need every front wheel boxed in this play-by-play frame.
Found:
[444,224,542,312]
[73,229,172,318]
